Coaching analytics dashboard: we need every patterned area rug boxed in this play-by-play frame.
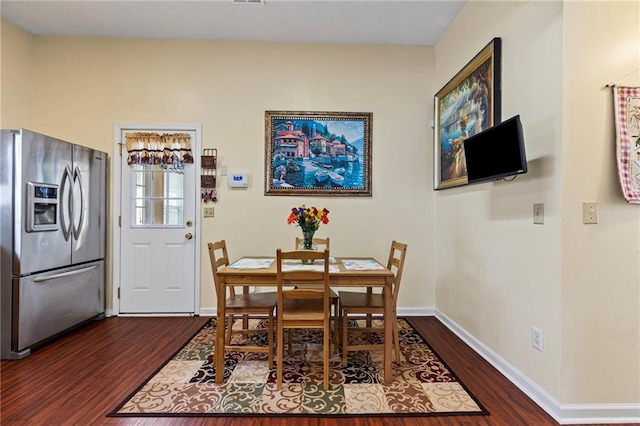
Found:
[109,318,488,418]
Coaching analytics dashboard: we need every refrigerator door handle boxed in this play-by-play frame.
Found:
[60,166,73,241]
[32,264,99,283]
[72,166,85,240]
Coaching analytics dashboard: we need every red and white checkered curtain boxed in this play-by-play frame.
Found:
[614,86,640,203]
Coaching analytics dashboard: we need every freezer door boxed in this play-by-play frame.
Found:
[1,130,17,359]
[15,130,72,275]
[14,261,104,352]
[71,145,106,264]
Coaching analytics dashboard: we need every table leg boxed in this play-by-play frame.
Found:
[384,276,392,384]
[215,277,226,383]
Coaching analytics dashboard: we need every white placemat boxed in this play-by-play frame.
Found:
[283,257,336,265]
[281,263,340,272]
[341,259,386,271]
[228,258,274,269]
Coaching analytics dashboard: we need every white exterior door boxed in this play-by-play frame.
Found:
[116,126,200,314]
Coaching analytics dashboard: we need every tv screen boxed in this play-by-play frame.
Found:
[463,115,527,185]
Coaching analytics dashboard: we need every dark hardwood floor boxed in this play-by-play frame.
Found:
[0,316,618,425]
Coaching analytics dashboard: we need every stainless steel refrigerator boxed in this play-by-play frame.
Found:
[1,129,107,359]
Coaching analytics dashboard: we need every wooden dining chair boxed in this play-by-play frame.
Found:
[338,240,408,367]
[276,248,331,390]
[292,237,339,352]
[208,240,277,367]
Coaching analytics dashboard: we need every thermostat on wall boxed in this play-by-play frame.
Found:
[228,173,248,188]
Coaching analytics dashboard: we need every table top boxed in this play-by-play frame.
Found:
[217,256,393,278]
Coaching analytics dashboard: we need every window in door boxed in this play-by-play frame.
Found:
[131,164,184,227]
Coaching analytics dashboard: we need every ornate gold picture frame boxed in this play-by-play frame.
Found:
[264,110,372,197]
[434,38,501,189]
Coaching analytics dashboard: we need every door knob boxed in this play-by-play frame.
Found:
[185,232,193,240]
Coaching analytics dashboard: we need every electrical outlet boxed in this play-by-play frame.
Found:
[533,203,544,224]
[582,202,598,224]
[203,206,215,218]
[532,327,544,352]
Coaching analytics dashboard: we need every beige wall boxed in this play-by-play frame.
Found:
[435,0,564,398]
[436,0,639,406]
[561,1,639,404]
[0,18,34,128]
[0,26,436,314]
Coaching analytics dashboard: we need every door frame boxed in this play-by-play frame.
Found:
[111,123,202,316]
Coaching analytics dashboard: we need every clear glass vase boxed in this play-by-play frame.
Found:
[299,230,317,264]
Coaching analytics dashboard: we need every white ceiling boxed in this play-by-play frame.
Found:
[0,0,466,46]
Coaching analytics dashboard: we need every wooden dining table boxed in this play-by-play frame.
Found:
[214,256,395,384]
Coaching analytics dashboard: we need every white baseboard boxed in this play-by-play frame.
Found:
[117,313,194,317]
[434,309,640,425]
[200,308,216,316]
[398,306,436,316]
[198,306,436,317]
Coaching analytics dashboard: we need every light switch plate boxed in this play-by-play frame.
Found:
[203,206,215,218]
[533,203,544,224]
[582,202,598,224]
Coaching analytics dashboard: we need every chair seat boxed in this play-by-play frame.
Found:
[339,290,384,309]
[226,292,278,310]
[281,298,325,321]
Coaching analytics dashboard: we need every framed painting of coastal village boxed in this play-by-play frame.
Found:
[434,38,501,189]
[264,111,372,196]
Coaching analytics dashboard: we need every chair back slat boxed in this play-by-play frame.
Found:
[387,240,408,306]
[276,249,330,307]
[284,288,324,299]
[294,236,330,251]
[208,240,236,297]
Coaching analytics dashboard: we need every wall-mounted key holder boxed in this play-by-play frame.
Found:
[201,149,217,169]
[201,188,217,203]
[201,148,217,203]
[201,170,216,188]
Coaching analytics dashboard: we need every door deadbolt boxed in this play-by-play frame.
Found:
[186,220,193,227]
[185,232,193,240]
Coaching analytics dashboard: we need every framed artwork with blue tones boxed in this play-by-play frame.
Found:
[434,38,501,189]
[264,111,372,197]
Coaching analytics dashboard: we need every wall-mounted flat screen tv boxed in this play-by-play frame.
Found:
[463,114,527,185]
